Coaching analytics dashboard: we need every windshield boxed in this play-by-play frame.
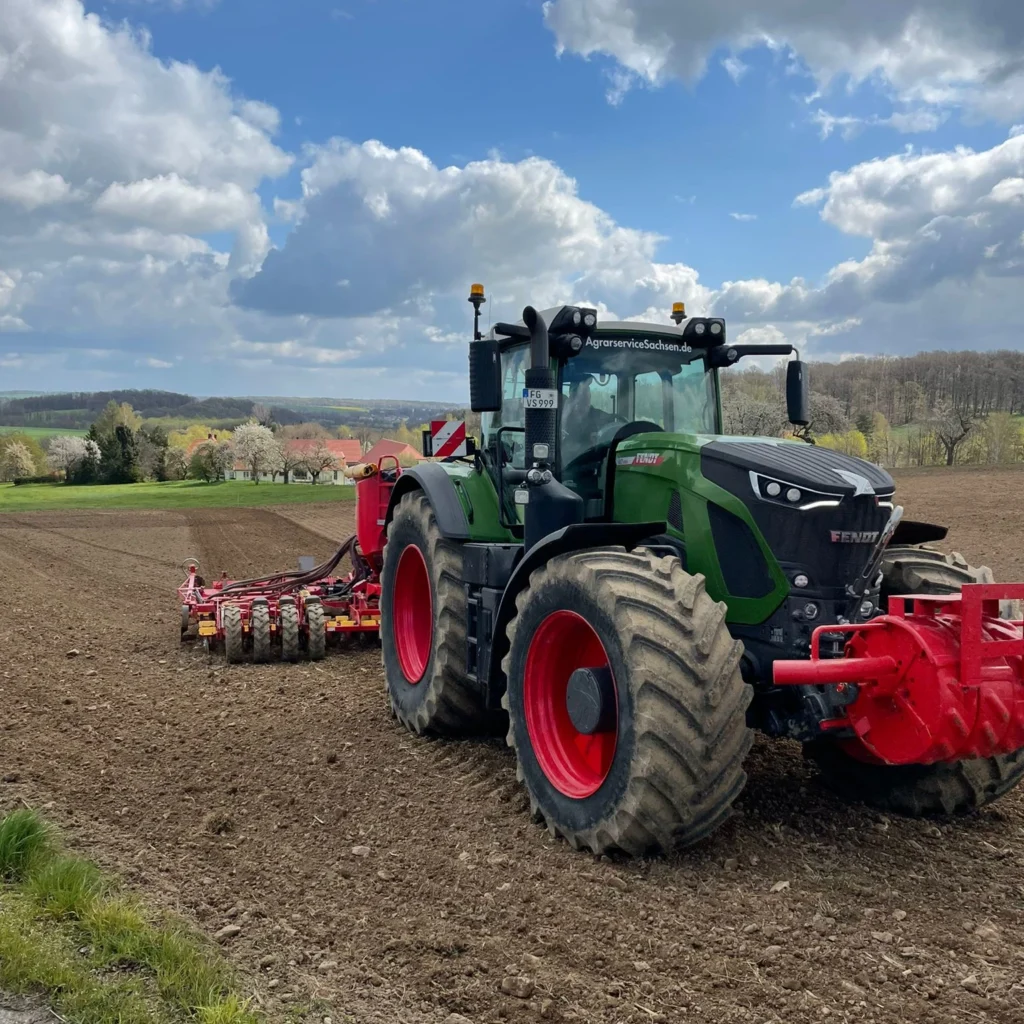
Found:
[559,335,718,468]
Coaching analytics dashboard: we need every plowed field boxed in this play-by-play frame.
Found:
[2,467,1023,1024]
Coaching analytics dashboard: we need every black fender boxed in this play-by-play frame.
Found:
[386,463,471,540]
[485,520,664,703]
[890,519,948,546]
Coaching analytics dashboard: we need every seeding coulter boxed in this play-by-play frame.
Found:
[179,458,400,663]
[178,285,1024,856]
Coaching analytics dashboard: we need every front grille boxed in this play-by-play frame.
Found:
[667,490,684,533]
[708,502,774,599]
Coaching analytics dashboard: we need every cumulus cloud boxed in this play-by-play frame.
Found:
[0,0,290,377]
[236,128,1024,370]
[713,130,1024,353]
[543,0,1024,121]
[233,139,713,319]
[94,175,258,234]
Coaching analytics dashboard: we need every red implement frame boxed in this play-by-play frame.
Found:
[773,584,1024,765]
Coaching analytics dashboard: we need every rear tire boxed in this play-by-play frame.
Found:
[807,545,1024,815]
[251,602,271,664]
[502,548,752,856]
[223,604,244,665]
[380,491,492,735]
[280,601,300,663]
[306,600,326,662]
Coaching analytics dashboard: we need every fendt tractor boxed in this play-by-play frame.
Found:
[181,285,1024,857]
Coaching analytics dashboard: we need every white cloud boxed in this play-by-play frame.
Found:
[794,133,1024,240]
[713,133,1024,356]
[812,108,947,140]
[0,170,74,210]
[235,138,714,320]
[237,129,1024,375]
[543,1,1024,121]
[730,212,757,221]
[94,175,257,233]
[0,0,290,369]
[721,55,748,83]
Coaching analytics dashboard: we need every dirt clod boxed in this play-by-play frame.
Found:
[500,977,535,999]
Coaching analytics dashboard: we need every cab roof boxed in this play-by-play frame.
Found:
[486,305,687,341]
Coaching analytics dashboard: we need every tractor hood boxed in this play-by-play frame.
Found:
[699,437,894,500]
[696,436,895,609]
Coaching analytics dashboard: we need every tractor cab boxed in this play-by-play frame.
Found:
[474,302,797,525]
[556,326,720,516]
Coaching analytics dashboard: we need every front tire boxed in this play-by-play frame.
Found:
[502,548,752,856]
[380,492,491,735]
[807,544,1024,815]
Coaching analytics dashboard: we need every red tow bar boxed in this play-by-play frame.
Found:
[773,585,1024,766]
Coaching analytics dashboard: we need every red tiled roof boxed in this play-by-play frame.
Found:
[363,439,423,465]
[185,435,222,456]
[283,438,362,464]
[186,434,365,471]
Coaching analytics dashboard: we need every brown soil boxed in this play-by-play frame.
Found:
[2,469,1023,1024]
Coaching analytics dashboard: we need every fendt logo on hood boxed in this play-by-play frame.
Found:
[616,452,664,467]
[831,530,880,544]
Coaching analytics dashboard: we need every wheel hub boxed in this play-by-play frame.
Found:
[566,666,615,735]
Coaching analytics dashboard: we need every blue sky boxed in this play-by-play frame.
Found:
[2,0,1023,399]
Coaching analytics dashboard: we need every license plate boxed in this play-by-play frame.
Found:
[523,388,558,409]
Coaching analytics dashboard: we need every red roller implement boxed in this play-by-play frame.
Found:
[773,584,1024,766]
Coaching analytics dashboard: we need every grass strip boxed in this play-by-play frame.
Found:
[0,807,262,1024]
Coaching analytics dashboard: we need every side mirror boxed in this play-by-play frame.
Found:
[787,360,810,427]
[469,339,502,412]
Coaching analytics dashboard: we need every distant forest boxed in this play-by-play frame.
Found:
[2,349,1023,469]
[0,389,453,433]
[723,349,1024,467]
[802,349,1024,424]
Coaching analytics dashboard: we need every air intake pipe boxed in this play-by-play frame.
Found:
[517,306,585,550]
[523,306,556,472]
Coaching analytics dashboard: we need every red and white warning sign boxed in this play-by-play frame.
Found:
[429,419,468,458]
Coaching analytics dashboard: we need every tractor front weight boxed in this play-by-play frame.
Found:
[773,584,1024,766]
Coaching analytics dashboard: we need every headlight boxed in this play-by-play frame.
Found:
[694,322,706,335]
[584,313,596,327]
[786,488,802,503]
[766,482,781,497]
[710,322,722,335]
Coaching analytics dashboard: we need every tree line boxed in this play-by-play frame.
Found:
[722,355,1024,467]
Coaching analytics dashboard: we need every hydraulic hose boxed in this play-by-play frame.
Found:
[217,535,357,595]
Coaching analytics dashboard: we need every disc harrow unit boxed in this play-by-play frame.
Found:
[179,457,401,663]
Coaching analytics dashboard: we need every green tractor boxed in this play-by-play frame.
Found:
[378,286,1024,856]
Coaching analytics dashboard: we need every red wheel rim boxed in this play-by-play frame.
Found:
[523,610,617,799]
[392,544,432,683]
